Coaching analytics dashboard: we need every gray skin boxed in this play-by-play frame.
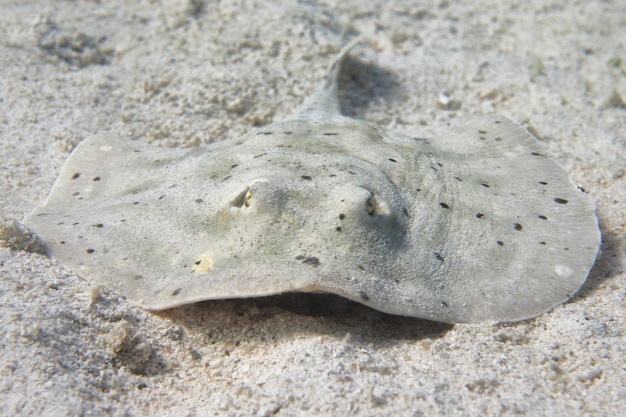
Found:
[23,41,600,323]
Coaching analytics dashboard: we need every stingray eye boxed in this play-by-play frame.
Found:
[230,187,252,208]
[366,196,376,216]
[244,190,254,207]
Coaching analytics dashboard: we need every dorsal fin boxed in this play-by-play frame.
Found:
[288,37,363,120]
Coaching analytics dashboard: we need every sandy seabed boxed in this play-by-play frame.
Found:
[1,1,624,416]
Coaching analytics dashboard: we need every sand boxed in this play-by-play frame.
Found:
[1,0,624,415]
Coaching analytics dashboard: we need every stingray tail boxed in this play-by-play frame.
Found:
[288,36,363,120]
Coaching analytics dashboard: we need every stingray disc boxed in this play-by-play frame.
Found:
[23,44,600,323]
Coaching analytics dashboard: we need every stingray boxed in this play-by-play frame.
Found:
[23,41,600,323]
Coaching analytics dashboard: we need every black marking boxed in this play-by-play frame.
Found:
[578,186,587,193]
[71,172,80,180]
[454,177,463,182]
[495,120,501,124]
[480,183,490,188]
[554,198,569,205]
[388,158,397,163]
[158,195,165,200]
[339,214,346,220]
[253,153,268,158]
[93,176,101,181]
[539,181,548,185]
[171,288,182,296]
[497,240,504,246]
[72,222,80,226]
[301,175,312,180]
[134,275,143,280]
[539,241,547,245]
[194,260,201,265]
[441,301,449,308]
[262,132,274,135]
[564,247,570,251]
[495,136,503,142]
[514,223,523,231]
[302,256,321,267]
[283,131,293,134]
[60,241,66,244]
[478,129,488,134]
[359,291,370,301]
[440,202,450,209]
[195,199,203,203]
[357,265,365,271]
[231,164,238,168]
[435,252,444,262]
[538,215,548,220]
[531,152,543,156]
[133,202,140,205]
[476,213,485,219]
[94,223,104,228]
[86,248,95,254]
[402,208,410,217]
[323,132,338,136]
[72,192,80,196]
[336,226,342,232]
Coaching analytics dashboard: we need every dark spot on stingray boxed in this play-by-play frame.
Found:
[194,260,201,265]
[388,158,397,163]
[133,202,140,205]
[86,248,95,254]
[71,172,80,180]
[295,255,305,260]
[539,181,548,185]
[359,291,370,301]
[171,288,182,296]
[329,174,337,177]
[480,183,490,188]
[416,188,422,192]
[336,226,342,232]
[158,195,165,200]
[495,136,503,141]
[93,176,101,181]
[283,131,293,134]
[134,274,143,280]
[440,202,450,209]
[253,153,267,158]
[538,215,548,220]
[497,240,504,246]
[402,208,410,217]
[441,301,449,308]
[479,136,486,140]
[514,223,523,231]
[302,256,321,267]
[301,175,312,180]
[339,213,346,220]
[454,177,463,182]
[72,192,80,196]
[93,223,104,228]
[476,213,485,219]
[478,129,488,134]
[133,149,141,153]
[348,171,356,175]
[578,186,587,193]
[222,175,232,182]
[554,198,569,205]
[564,247,570,251]
[262,132,274,135]
[323,132,338,136]
[539,241,547,245]
[72,222,80,226]
[435,252,444,262]
[231,164,238,168]
[195,199,203,203]
[531,152,543,156]
[59,241,66,244]
[494,120,502,124]
[436,162,443,167]
[358,265,365,271]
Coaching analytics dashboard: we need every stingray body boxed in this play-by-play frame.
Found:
[24,42,600,323]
